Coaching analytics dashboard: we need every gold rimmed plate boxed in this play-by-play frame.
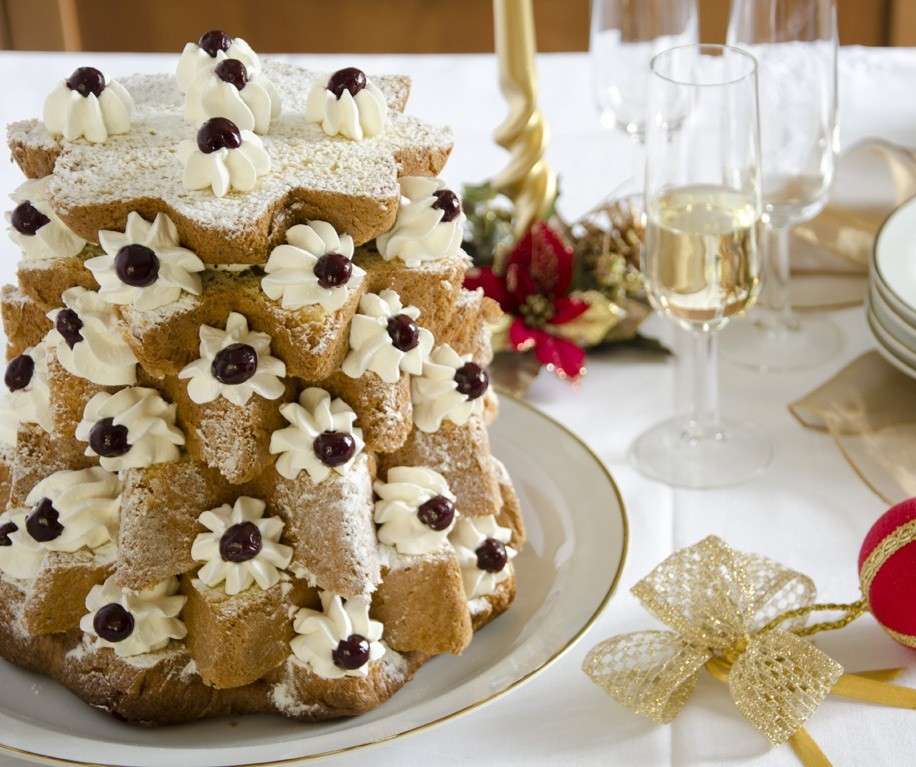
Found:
[0,393,628,767]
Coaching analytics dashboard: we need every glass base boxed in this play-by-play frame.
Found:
[629,416,772,489]
[720,311,843,372]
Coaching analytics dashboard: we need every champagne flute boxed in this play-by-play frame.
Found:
[589,0,698,140]
[721,0,841,370]
[630,44,772,489]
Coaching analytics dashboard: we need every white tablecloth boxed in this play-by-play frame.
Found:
[0,47,914,767]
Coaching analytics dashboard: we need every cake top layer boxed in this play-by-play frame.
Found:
[7,62,454,264]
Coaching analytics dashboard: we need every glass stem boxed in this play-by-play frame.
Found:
[767,223,799,331]
[686,331,720,435]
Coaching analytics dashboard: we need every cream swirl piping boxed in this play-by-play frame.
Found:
[0,342,53,445]
[43,68,133,143]
[6,177,86,260]
[24,466,122,555]
[178,311,286,407]
[75,387,184,471]
[341,290,433,384]
[450,515,517,599]
[412,344,486,433]
[87,212,205,310]
[261,221,365,312]
[185,63,281,134]
[80,575,187,657]
[176,34,261,93]
[47,287,138,386]
[0,509,45,580]
[304,70,387,141]
[374,466,457,556]
[178,128,271,197]
[291,592,385,679]
[269,387,364,483]
[376,177,466,266]
[191,496,293,595]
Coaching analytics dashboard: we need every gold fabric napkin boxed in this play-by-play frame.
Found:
[791,139,916,310]
[790,351,916,503]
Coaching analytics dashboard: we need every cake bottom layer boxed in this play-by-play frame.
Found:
[0,577,515,726]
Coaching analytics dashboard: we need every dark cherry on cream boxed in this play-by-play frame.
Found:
[211,343,258,385]
[55,309,84,349]
[4,354,34,392]
[93,603,135,643]
[26,498,64,543]
[215,59,248,90]
[387,314,419,352]
[475,537,508,573]
[431,189,462,222]
[196,117,242,154]
[313,253,353,289]
[417,495,455,531]
[0,521,17,546]
[454,361,489,400]
[313,431,356,467]
[66,67,106,98]
[89,418,131,458]
[332,633,371,670]
[327,67,367,99]
[199,29,233,57]
[115,244,160,287]
[10,201,50,236]
[219,521,262,563]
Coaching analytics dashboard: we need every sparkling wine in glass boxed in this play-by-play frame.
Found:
[721,0,841,371]
[630,44,772,489]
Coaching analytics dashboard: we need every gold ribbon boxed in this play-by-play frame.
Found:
[583,536,916,766]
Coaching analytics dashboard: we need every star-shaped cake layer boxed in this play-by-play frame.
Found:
[7,62,453,264]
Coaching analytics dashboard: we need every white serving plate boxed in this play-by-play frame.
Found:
[874,194,916,325]
[866,304,916,379]
[868,280,916,352]
[0,394,628,767]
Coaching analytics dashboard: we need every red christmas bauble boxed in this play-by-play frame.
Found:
[859,498,916,648]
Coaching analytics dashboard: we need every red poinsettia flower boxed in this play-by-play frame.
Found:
[465,222,588,379]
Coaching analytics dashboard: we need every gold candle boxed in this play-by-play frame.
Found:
[491,0,557,235]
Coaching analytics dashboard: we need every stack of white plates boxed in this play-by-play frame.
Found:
[869,196,916,378]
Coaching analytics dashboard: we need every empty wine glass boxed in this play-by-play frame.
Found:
[589,0,698,140]
[630,44,772,489]
[721,0,841,370]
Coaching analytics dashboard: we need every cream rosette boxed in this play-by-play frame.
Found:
[291,592,385,680]
[269,387,365,483]
[23,467,122,557]
[0,509,46,580]
[376,177,466,267]
[43,66,133,143]
[47,287,138,386]
[304,67,387,141]
[341,289,433,384]
[374,466,457,556]
[178,311,286,407]
[450,515,517,599]
[412,344,488,433]
[80,575,187,657]
[178,121,271,198]
[191,496,293,596]
[75,387,184,472]
[86,212,205,310]
[6,176,85,260]
[185,59,281,134]
[176,31,261,92]
[261,221,365,312]
[0,342,53,447]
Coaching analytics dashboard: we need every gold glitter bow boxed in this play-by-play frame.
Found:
[583,536,916,767]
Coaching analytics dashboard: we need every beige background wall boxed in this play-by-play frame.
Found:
[0,0,912,52]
